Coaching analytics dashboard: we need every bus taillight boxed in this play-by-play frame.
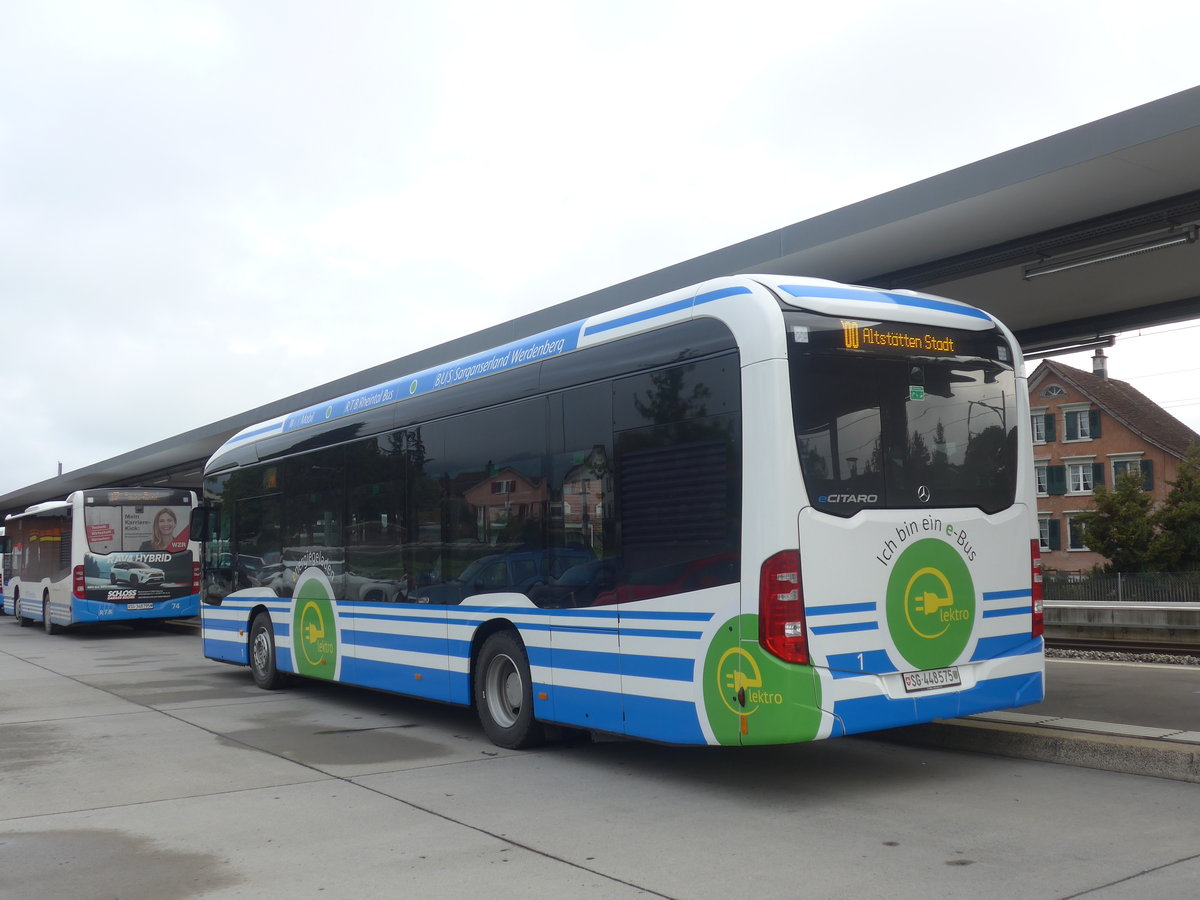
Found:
[73,565,86,600]
[192,562,201,595]
[1030,539,1044,638]
[759,550,808,664]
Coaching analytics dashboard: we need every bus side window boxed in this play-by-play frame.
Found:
[613,356,742,602]
[234,495,284,595]
[345,435,406,603]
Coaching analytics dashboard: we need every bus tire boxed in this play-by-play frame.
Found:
[249,613,286,690]
[43,594,61,635]
[474,631,544,749]
[15,595,31,627]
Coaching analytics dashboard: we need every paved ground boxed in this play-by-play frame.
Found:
[3,622,1200,899]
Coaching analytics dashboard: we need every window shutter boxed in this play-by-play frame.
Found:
[1089,409,1101,438]
[1044,413,1056,442]
[1065,413,1078,441]
[1048,518,1061,550]
[1047,465,1066,495]
[1141,459,1154,491]
[1092,462,1104,487]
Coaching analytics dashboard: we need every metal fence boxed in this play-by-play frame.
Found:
[1043,571,1200,603]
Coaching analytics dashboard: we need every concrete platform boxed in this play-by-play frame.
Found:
[883,658,1200,783]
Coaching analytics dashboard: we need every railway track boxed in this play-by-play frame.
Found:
[1045,636,1200,661]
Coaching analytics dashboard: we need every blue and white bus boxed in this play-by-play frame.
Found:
[194,274,1044,748]
[4,488,201,632]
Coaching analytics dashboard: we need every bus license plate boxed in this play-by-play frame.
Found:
[127,603,153,610]
[902,666,961,693]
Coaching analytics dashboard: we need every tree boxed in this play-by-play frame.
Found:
[1150,444,1200,571]
[1076,472,1156,572]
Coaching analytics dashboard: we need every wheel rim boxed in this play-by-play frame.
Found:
[252,629,272,673]
[484,652,522,728]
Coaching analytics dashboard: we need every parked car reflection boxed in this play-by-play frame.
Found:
[409,548,592,605]
[529,557,619,608]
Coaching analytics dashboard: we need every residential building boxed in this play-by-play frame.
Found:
[1028,350,1200,572]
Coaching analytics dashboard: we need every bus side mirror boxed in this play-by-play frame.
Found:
[189,507,212,543]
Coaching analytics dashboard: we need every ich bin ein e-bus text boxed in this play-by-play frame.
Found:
[192,274,1044,749]
[3,488,201,632]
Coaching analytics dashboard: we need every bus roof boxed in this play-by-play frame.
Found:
[207,274,1002,471]
[8,499,72,520]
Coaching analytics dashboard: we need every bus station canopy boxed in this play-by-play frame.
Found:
[5,86,1200,518]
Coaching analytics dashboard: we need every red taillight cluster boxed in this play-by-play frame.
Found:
[73,565,86,599]
[192,562,202,595]
[1030,539,1044,638]
[759,550,808,664]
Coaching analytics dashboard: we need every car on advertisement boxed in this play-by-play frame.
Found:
[109,560,166,586]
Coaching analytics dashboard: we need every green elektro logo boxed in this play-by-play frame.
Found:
[701,615,821,746]
[885,538,975,669]
[292,569,338,680]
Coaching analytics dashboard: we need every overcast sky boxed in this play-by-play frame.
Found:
[3,1,1200,496]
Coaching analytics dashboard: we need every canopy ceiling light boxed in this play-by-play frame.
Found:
[1023,227,1197,280]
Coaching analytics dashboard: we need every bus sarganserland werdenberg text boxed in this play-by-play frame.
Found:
[3,489,201,631]
[189,275,1044,748]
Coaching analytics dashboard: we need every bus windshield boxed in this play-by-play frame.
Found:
[786,310,1018,516]
[82,489,194,554]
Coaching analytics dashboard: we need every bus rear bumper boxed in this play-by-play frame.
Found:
[826,647,1044,738]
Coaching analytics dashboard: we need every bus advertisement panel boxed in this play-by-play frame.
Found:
[81,489,196,607]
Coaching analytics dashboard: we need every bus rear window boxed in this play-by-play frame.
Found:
[82,489,194,554]
[786,311,1018,516]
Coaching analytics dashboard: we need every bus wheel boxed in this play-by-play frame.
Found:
[15,596,31,627]
[474,631,544,749]
[43,594,61,635]
[249,613,286,690]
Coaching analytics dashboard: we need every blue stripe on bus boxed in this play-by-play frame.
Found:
[203,617,247,634]
[983,589,1031,601]
[535,608,711,622]
[532,646,695,681]
[338,657,455,702]
[622,694,706,744]
[487,620,620,637]
[533,645,619,675]
[834,671,1043,735]
[615,610,715,622]
[982,606,1029,619]
[455,618,703,640]
[541,684,624,734]
[276,321,585,436]
[346,611,448,625]
[808,602,877,616]
[826,649,896,677]
[350,630,450,655]
[618,627,703,640]
[228,422,284,444]
[778,283,994,321]
[810,621,879,635]
[583,286,752,336]
[623,655,695,681]
[540,608,619,620]
[970,634,1040,661]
